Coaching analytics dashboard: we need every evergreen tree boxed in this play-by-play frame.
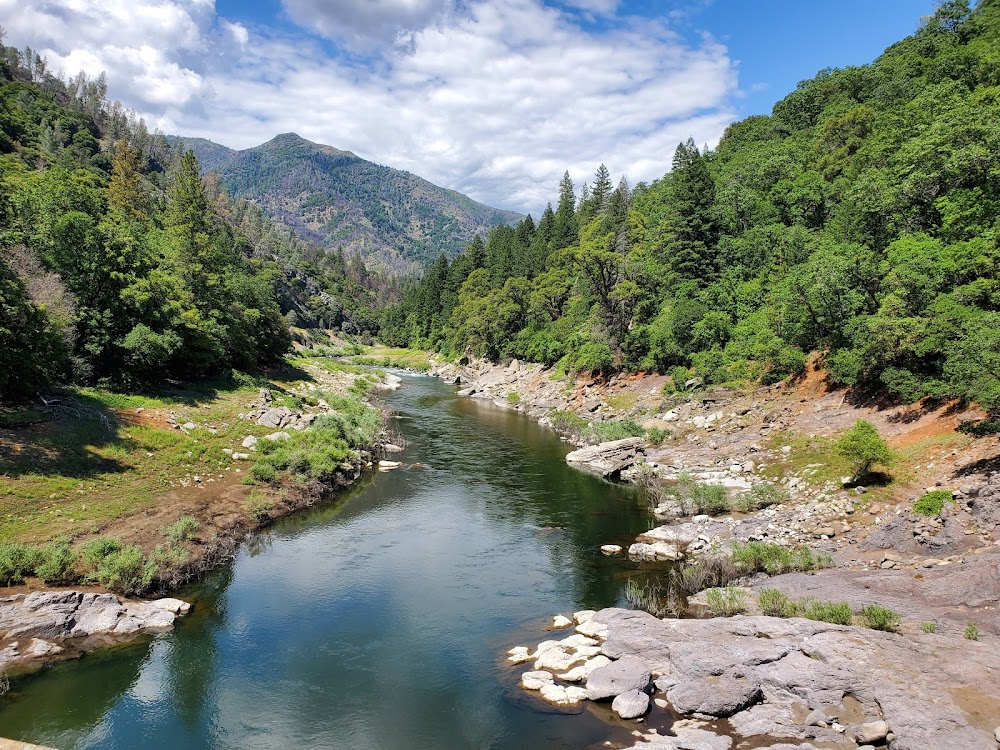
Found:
[552,172,578,250]
[667,139,717,283]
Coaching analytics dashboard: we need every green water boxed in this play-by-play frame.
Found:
[0,374,658,749]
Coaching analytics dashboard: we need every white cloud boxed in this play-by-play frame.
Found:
[280,0,461,45]
[0,0,739,213]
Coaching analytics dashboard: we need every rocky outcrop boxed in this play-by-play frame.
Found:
[593,607,1000,750]
[565,437,646,478]
[0,591,191,677]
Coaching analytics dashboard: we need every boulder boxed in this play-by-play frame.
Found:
[601,544,623,555]
[667,668,762,717]
[520,670,554,690]
[241,435,258,449]
[552,614,573,629]
[257,407,293,428]
[586,654,651,700]
[557,654,611,682]
[565,437,646,478]
[850,721,889,745]
[629,541,685,562]
[612,689,649,719]
[264,431,291,441]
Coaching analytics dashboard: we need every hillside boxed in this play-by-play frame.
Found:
[171,132,522,273]
[392,0,1000,419]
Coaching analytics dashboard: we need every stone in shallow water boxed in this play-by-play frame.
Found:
[506,646,532,664]
[520,671,554,690]
[552,614,573,629]
[601,544,623,555]
[612,689,649,719]
[573,610,596,625]
[586,655,651,701]
[557,654,611,682]
[539,682,588,706]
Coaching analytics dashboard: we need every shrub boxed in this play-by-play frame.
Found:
[625,578,680,619]
[758,588,797,618]
[573,341,614,373]
[913,490,951,517]
[250,461,277,483]
[964,622,980,640]
[645,427,671,445]
[506,391,521,404]
[82,536,123,566]
[163,516,200,544]
[92,545,157,595]
[586,418,646,444]
[859,604,901,632]
[732,541,832,576]
[670,556,740,596]
[35,541,79,584]
[835,420,894,480]
[0,541,42,585]
[735,483,788,512]
[246,491,276,525]
[689,483,730,515]
[705,587,747,616]
[921,622,937,634]
[802,599,854,625]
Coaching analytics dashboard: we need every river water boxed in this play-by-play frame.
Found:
[0,373,658,749]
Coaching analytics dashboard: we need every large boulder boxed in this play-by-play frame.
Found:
[565,437,646,478]
[612,689,650,719]
[586,654,651,700]
[666,667,762,717]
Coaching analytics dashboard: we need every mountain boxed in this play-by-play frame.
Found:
[169,133,522,273]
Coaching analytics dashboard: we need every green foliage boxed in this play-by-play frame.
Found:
[914,489,951,516]
[705,586,747,616]
[757,588,797,618]
[585,418,645,444]
[858,604,901,632]
[506,391,520,404]
[802,599,854,625]
[732,541,833,576]
[245,490,275,525]
[90,544,157,595]
[963,622,980,640]
[735,483,789,512]
[0,541,42,585]
[163,516,200,544]
[35,541,79,584]
[835,420,894,479]
[921,622,937,634]
[81,536,123,567]
[645,427,671,445]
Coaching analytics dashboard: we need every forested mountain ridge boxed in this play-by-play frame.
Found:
[0,41,390,399]
[170,132,523,274]
[391,0,1000,416]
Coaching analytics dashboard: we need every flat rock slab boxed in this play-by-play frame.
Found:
[592,606,1000,750]
[566,438,646,478]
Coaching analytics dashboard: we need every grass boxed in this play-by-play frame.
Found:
[858,604,901,632]
[758,588,797,617]
[348,346,433,372]
[506,391,521,405]
[649,473,732,517]
[605,392,638,412]
[705,586,747,616]
[731,541,833,576]
[801,598,854,625]
[921,622,937,634]
[914,489,952,517]
[964,622,980,640]
[761,431,857,487]
[163,516,199,544]
[585,418,646,444]
[734,483,788,512]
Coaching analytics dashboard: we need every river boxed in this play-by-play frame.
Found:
[0,373,658,749]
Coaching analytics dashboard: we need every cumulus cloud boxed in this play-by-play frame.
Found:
[0,0,739,213]
[280,0,461,45]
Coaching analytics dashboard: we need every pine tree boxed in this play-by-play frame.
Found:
[107,140,149,223]
[667,139,717,283]
[552,171,578,250]
[590,164,612,215]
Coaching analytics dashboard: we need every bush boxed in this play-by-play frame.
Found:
[802,599,854,625]
[758,588,797,618]
[245,491,276,525]
[0,541,42,585]
[835,419,894,480]
[732,541,833,576]
[35,541,79,584]
[688,482,730,515]
[586,418,646,444]
[859,604,901,632]
[913,490,951,517]
[82,536,123,566]
[163,516,200,544]
[250,461,278,483]
[735,483,788,512]
[506,391,520,404]
[645,427,671,445]
[964,622,980,640]
[573,341,614,374]
[705,587,747,616]
[92,545,157,595]
[921,622,937,634]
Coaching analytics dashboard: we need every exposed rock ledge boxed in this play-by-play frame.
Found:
[511,607,1000,750]
[565,437,646,478]
[0,590,191,678]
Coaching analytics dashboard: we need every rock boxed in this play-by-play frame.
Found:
[601,544,623,555]
[181,421,197,430]
[629,541,685,562]
[520,670,554,690]
[382,443,404,454]
[264,431,291,441]
[565,437,646,478]
[613,689,650,719]
[557,654,611,682]
[232,452,251,460]
[378,460,401,470]
[586,654,651,700]
[667,668,762,717]
[814,526,836,538]
[539,682,588,706]
[576,619,609,640]
[257,407,293,428]
[534,637,602,671]
[241,435,258,449]
[552,614,573,629]
[574,610,596,624]
[850,721,889,744]
[507,646,532,664]
[994,726,1000,743]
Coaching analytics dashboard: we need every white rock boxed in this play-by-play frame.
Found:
[520,670,554,690]
[539,683,587,706]
[613,689,650,719]
[264,431,291,441]
[552,615,573,629]
[576,619,609,641]
[241,435,258,449]
[557,654,612,682]
[573,610,597,625]
[601,544,623,555]
[378,460,401,470]
[507,646,533,664]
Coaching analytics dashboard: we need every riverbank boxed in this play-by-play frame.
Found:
[0,350,403,678]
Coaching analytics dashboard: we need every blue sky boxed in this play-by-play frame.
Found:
[1,0,935,212]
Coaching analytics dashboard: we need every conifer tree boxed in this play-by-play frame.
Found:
[552,172,578,250]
